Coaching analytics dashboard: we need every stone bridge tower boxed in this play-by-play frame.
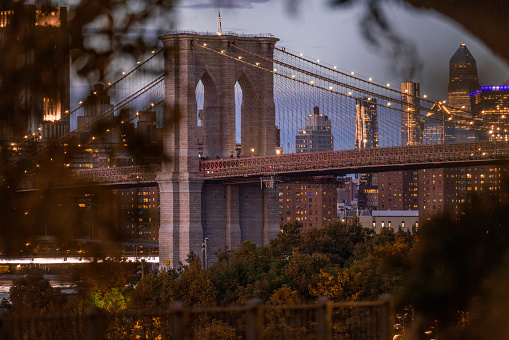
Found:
[157,32,280,268]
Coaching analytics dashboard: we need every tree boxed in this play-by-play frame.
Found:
[399,191,509,337]
[9,268,65,314]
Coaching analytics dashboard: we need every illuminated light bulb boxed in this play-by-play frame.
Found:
[203,43,207,46]
[348,92,352,95]
[137,61,140,64]
[273,68,278,72]
[388,103,391,106]
[151,103,155,107]
[152,50,155,53]
[108,82,111,86]
[317,59,320,63]
[329,86,333,90]
[79,101,83,104]
[367,97,371,101]
[122,72,126,75]
[368,77,372,81]
[310,81,315,84]
[136,112,139,116]
[238,56,242,59]
[291,75,296,78]
[221,50,225,54]
[333,66,337,69]
[256,62,260,66]
[423,94,427,98]
[351,71,354,75]
[299,53,303,56]
[387,83,390,87]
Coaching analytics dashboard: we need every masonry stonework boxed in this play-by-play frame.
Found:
[157,32,280,267]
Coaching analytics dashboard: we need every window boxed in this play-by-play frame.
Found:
[381,221,385,228]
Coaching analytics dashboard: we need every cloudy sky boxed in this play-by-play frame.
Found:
[173,0,509,101]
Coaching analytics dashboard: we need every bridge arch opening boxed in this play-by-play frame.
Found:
[236,72,258,156]
[198,71,221,158]
[235,81,242,153]
[196,79,204,127]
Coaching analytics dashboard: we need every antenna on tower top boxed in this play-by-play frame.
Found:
[217,1,222,35]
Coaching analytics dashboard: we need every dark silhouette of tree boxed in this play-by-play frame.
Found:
[399,188,509,339]
[9,268,65,314]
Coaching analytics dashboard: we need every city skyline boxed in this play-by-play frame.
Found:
[174,0,509,103]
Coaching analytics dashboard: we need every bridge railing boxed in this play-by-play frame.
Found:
[17,165,162,190]
[200,141,509,179]
[0,297,393,340]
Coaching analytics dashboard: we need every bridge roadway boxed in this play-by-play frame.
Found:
[200,141,509,180]
[17,141,509,190]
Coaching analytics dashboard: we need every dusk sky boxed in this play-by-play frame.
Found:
[173,0,509,102]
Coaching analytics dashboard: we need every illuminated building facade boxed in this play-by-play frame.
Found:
[0,5,69,141]
[278,178,339,229]
[401,82,422,146]
[378,170,419,211]
[287,107,337,228]
[448,43,480,142]
[419,166,507,224]
[471,84,509,141]
[422,118,455,144]
[295,106,333,153]
[355,97,378,149]
[354,97,379,209]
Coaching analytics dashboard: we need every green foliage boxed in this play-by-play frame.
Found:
[132,257,215,308]
[89,287,130,312]
[210,241,281,305]
[130,269,177,309]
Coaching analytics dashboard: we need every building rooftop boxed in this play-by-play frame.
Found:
[372,210,419,217]
[450,43,476,65]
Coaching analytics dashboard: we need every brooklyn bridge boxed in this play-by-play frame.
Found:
[4,31,509,267]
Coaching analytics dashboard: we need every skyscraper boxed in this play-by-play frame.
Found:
[295,106,333,153]
[355,97,379,209]
[401,82,422,146]
[0,5,70,141]
[471,84,509,141]
[448,43,480,142]
[355,97,378,149]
